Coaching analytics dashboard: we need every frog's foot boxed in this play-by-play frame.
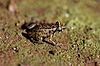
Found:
[42,38,61,46]
[42,38,56,46]
[42,37,67,50]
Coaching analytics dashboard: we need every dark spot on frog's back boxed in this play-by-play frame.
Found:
[49,50,55,55]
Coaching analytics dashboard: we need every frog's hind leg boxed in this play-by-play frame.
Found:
[22,32,34,43]
[22,32,30,40]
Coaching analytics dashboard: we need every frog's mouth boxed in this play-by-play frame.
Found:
[56,26,66,32]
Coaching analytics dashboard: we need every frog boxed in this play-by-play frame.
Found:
[21,18,66,47]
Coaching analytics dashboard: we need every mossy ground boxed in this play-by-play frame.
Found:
[0,0,100,66]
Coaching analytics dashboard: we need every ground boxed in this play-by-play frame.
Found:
[0,0,100,66]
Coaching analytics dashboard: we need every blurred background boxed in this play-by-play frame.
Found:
[0,0,100,66]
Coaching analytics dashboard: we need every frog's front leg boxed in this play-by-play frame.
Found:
[42,37,66,49]
[43,37,67,50]
[42,37,56,46]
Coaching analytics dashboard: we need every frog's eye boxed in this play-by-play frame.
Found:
[56,21,59,25]
[56,21,60,28]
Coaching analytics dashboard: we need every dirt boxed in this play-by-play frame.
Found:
[0,0,100,66]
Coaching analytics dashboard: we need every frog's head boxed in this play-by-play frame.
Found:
[55,21,66,32]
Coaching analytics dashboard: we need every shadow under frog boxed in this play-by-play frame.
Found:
[21,20,66,48]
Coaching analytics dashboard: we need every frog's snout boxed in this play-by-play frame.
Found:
[57,26,66,32]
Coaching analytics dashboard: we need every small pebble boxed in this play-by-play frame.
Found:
[13,47,19,52]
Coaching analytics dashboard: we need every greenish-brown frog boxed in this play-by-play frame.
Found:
[21,18,66,47]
